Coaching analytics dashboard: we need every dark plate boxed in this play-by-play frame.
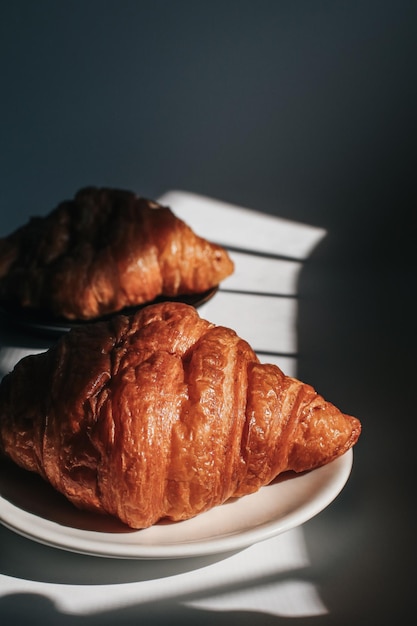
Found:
[0,287,218,338]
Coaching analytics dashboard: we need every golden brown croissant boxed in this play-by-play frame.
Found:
[0,187,234,320]
[0,302,361,529]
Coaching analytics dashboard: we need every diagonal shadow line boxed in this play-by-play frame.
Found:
[220,288,299,299]
[256,350,299,358]
[223,244,304,262]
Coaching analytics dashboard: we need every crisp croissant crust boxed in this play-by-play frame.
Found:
[0,302,361,529]
[0,187,234,320]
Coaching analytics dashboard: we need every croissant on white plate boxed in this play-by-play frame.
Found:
[0,302,361,529]
[0,187,234,320]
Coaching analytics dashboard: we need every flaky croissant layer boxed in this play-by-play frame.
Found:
[0,302,361,529]
[0,187,234,320]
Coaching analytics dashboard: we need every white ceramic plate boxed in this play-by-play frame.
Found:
[0,450,353,559]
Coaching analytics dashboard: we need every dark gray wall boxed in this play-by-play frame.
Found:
[1,1,415,238]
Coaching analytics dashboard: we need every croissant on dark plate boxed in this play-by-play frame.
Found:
[0,187,234,320]
[0,302,361,529]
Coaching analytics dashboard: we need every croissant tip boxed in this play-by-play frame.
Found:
[346,414,362,440]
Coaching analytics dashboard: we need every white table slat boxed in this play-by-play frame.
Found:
[158,190,326,260]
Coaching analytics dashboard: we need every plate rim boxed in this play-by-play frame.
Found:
[0,286,219,336]
[0,450,353,559]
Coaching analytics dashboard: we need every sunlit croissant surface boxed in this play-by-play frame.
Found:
[0,302,361,529]
[0,187,234,320]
